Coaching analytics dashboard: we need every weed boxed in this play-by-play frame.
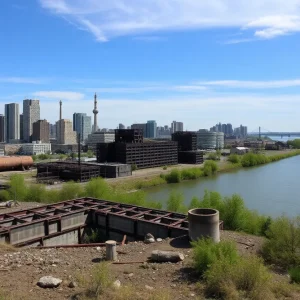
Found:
[289,267,300,283]
[192,239,239,276]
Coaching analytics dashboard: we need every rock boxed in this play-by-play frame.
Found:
[145,238,155,244]
[145,285,154,291]
[127,273,134,278]
[37,276,62,288]
[68,281,78,288]
[96,247,101,251]
[113,280,121,289]
[156,238,163,242]
[144,233,155,243]
[190,293,195,297]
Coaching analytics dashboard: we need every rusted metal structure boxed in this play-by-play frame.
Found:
[0,156,33,172]
[0,198,190,247]
[36,162,100,182]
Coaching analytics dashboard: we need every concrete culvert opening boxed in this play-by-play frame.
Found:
[188,208,220,243]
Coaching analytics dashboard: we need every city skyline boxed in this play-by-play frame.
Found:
[1,1,300,131]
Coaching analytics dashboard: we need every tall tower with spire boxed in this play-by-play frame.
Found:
[92,93,98,132]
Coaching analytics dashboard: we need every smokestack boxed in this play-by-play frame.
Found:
[59,100,62,120]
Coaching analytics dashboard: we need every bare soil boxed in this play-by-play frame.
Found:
[0,230,288,300]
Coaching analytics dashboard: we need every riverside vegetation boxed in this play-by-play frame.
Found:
[109,150,300,192]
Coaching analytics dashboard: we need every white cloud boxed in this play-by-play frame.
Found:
[197,79,300,89]
[39,0,300,41]
[32,91,85,101]
[0,77,43,84]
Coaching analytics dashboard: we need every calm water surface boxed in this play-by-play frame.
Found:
[146,155,300,217]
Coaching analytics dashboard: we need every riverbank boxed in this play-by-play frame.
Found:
[109,149,300,192]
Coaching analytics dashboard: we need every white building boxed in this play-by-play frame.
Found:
[22,142,51,155]
[230,147,250,155]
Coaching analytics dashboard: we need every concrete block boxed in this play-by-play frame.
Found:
[61,212,87,231]
[43,230,79,246]
[10,222,45,245]
[137,221,169,239]
[108,215,135,234]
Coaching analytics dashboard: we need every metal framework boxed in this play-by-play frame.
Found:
[0,198,190,246]
[37,162,101,182]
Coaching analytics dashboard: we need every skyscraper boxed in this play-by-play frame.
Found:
[4,103,20,142]
[0,115,4,143]
[32,119,50,143]
[171,121,184,133]
[56,119,77,144]
[20,114,23,140]
[145,120,157,138]
[73,113,92,142]
[119,123,125,129]
[23,99,40,142]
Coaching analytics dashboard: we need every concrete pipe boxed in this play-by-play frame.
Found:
[188,208,220,243]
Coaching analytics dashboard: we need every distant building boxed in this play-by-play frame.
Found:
[4,103,20,142]
[145,120,157,138]
[230,147,250,155]
[131,123,147,136]
[20,114,23,141]
[23,99,40,142]
[32,119,50,143]
[49,124,56,139]
[73,113,92,142]
[22,142,51,155]
[171,121,183,134]
[56,119,77,144]
[234,125,248,138]
[0,115,4,143]
[119,123,125,129]
[86,132,115,151]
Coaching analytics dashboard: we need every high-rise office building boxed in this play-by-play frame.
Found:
[171,121,183,133]
[73,113,92,142]
[227,123,233,136]
[145,120,157,138]
[119,123,125,129]
[56,119,77,144]
[32,119,50,143]
[49,124,57,139]
[23,99,40,142]
[0,115,4,142]
[20,114,23,140]
[4,103,20,142]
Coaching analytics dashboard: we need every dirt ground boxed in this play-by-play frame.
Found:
[0,230,270,300]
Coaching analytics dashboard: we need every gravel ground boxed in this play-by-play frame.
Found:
[0,231,269,300]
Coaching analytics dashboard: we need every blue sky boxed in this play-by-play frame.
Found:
[1,0,300,131]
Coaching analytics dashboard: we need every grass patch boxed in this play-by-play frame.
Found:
[192,239,239,276]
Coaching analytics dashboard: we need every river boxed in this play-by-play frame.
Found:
[146,155,300,218]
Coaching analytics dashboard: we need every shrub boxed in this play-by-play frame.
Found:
[180,168,203,180]
[131,164,138,171]
[0,190,10,202]
[228,154,240,164]
[189,196,201,209]
[84,178,112,199]
[289,267,300,283]
[205,255,272,299]
[24,184,47,202]
[59,181,84,200]
[162,166,168,170]
[166,191,186,213]
[207,152,220,161]
[8,174,27,201]
[192,238,239,276]
[262,216,300,268]
[164,169,181,183]
[203,160,218,176]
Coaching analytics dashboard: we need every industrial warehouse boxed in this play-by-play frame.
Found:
[97,129,204,169]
